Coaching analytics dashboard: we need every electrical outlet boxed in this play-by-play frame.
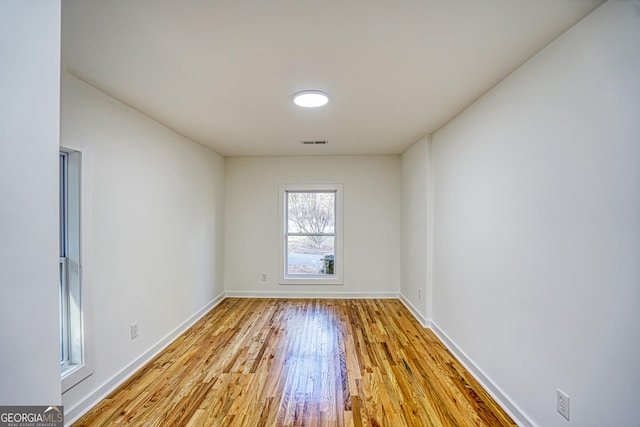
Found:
[557,389,570,420]
[418,288,422,299]
[261,273,268,281]
[130,322,138,340]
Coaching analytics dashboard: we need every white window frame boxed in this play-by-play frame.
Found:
[278,183,344,285]
[60,132,94,392]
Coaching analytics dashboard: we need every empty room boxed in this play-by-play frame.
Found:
[1,0,639,426]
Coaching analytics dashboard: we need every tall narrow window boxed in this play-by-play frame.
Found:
[59,148,88,390]
[59,152,69,363]
[279,184,343,285]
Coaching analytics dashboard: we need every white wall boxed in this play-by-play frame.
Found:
[60,71,225,418]
[225,156,401,296]
[431,1,640,426]
[0,0,61,405]
[400,136,432,324]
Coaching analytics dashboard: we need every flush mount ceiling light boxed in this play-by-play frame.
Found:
[293,90,329,108]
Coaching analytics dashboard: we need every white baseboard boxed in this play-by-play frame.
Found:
[428,320,535,427]
[225,290,399,299]
[398,293,430,328]
[64,293,225,426]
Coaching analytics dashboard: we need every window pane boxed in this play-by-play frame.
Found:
[59,260,67,363]
[60,153,66,258]
[287,192,335,234]
[287,235,335,275]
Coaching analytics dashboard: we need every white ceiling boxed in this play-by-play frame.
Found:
[61,0,604,157]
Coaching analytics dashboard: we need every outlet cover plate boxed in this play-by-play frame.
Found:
[130,322,138,340]
[557,389,570,420]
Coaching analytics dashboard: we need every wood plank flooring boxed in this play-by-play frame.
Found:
[72,299,515,426]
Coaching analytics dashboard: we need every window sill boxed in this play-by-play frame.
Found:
[280,277,344,286]
[61,363,93,393]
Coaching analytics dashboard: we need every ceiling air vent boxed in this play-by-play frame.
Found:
[301,140,328,145]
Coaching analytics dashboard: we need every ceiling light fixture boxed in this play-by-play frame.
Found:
[293,90,329,108]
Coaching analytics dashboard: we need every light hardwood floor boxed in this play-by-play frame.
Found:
[72,298,515,426]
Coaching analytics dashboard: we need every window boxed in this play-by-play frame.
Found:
[279,184,343,285]
[59,146,92,391]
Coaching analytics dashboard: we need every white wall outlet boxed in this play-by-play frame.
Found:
[261,273,268,281]
[418,288,422,299]
[130,322,138,340]
[557,389,570,420]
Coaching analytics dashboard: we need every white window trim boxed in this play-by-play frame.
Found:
[61,131,94,393]
[278,183,344,285]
